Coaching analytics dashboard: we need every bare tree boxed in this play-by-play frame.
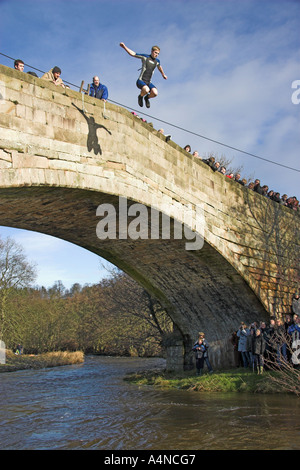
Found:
[100,266,173,346]
[0,236,36,340]
[264,322,300,396]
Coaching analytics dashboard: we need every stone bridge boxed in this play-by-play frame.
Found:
[0,64,299,369]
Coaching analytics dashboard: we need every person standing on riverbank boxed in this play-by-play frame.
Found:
[192,332,213,375]
[292,293,300,317]
[237,322,250,368]
[251,329,265,374]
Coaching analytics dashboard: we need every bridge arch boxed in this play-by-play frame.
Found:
[0,64,299,369]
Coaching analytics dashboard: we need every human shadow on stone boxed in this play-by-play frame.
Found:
[72,103,111,155]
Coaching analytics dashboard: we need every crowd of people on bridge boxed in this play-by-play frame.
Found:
[182,145,300,214]
[10,58,300,213]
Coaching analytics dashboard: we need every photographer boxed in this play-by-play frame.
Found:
[192,332,213,376]
[237,322,250,368]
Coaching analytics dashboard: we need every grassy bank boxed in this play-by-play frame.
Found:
[0,350,84,372]
[124,367,296,394]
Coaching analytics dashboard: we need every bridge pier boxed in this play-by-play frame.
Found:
[165,334,235,372]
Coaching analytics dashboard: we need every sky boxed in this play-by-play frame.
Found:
[0,0,299,289]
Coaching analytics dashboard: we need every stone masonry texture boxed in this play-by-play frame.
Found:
[0,64,299,369]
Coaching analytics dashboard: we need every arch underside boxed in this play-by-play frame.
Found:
[0,186,268,347]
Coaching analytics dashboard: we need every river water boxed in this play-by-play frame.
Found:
[0,356,299,450]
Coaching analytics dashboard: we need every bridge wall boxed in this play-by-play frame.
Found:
[0,64,299,369]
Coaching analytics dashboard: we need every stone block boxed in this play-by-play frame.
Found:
[0,160,12,169]
[0,148,12,162]
[12,153,49,169]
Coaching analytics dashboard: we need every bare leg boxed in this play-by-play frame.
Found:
[140,85,150,97]
[148,88,158,99]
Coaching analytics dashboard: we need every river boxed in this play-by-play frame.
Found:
[0,356,299,450]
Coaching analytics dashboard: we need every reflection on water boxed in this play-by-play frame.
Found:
[0,356,299,450]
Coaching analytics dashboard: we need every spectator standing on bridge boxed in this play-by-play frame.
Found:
[203,156,216,170]
[89,76,108,101]
[14,59,24,72]
[27,71,38,77]
[119,42,167,108]
[158,128,172,142]
[212,161,220,171]
[253,179,264,195]
[41,66,65,87]
[192,151,201,160]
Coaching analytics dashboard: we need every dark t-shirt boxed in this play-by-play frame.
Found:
[135,53,160,84]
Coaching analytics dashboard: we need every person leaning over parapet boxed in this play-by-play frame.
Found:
[158,128,172,142]
[89,76,108,101]
[14,59,24,71]
[27,71,38,77]
[41,66,65,87]
[202,156,216,170]
[253,179,263,194]
[192,151,202,160]
[212,161,220,171]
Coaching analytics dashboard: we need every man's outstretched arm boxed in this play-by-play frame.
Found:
[120,42,136,57]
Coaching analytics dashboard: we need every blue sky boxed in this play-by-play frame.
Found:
[0,0,299,288]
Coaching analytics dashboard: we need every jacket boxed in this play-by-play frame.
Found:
[292,297,300,316]
[288,323,300,337]
[251,334,265,355]
[41,69,65,87]
[89,83,108,100]
[192,340,209,358]
[237,328,249,352]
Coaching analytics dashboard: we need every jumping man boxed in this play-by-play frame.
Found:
[119,42,167,108]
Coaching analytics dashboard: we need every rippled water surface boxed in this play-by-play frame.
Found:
[0,356,299,450]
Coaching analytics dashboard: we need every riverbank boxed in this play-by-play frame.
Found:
[125,367,299,395]
[0,350,84,372]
